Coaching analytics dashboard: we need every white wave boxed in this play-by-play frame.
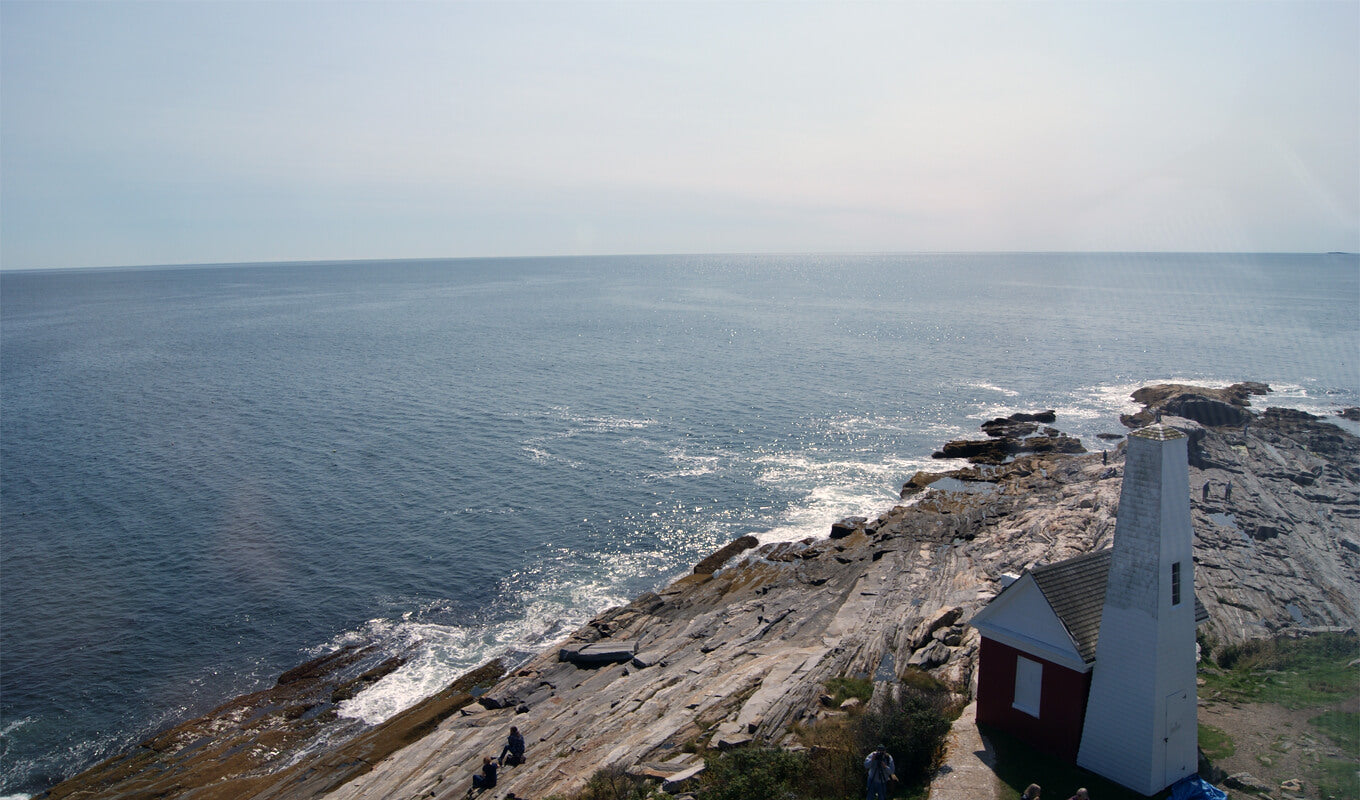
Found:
[521,445,583,469]
[0,717,32,738]
[648,447,724,479]
[544,406,656,432]
[747,452,942,544]
[964,382,1020,397]
[0,793,33,800]
[335,567,633,726]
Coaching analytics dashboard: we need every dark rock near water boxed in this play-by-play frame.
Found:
[980,419,1038,438]
[1132,382,1270,409]
[933,433,1084,464]
[933,439,1012,463]
[559,642,638,666]
[692,535,759,574]
[1021,434,1085,455]
[1339,407,1360,421]
[829,516,867,539]
[1165,395,1252,427]
[901,470,952,496]
[934,411,1083,464]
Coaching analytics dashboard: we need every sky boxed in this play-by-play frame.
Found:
[2,1,1357,269]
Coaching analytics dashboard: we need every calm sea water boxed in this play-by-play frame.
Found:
[2,253,1356,796]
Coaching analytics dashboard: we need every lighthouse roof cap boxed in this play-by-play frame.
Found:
[1130,422,1186,441]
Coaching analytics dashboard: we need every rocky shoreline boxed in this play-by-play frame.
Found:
[40,384,1360,800]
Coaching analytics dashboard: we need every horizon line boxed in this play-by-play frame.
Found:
[4,249,1356,274]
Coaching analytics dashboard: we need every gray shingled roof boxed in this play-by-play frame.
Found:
[1031,550,1112,663]
[1028,549,1210,664]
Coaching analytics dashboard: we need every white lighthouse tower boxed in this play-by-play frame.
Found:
[1077,420,1199,794]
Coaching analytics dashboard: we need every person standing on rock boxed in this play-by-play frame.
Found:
[864,744,896,800]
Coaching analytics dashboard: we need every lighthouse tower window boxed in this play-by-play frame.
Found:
[1171,561,1182,606]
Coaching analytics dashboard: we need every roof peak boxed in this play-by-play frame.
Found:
[1130,422,1186,440]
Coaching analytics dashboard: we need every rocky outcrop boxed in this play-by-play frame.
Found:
[979,411,1056,439]
[933,411,1084,465]
[40,385,1358,800]
[692,535,758,574]
[39,650,505,800]
[1122,381,1270,428]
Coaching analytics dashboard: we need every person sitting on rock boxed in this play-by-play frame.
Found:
[1022,784,1042,800]
[470,756,497,793]
[499,725,526,766]
[1067,788,1089,800]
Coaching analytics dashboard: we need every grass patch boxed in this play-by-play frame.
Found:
[1317,756,1360,800]
[984,725,1169,800]
[825,676,874,705]
[1197,723,1235,760]
[1310,710,1359,754]
[1202,632,1358,709]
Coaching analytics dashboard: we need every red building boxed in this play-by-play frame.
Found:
[970,550,1109,761]
[970,548,1207,765]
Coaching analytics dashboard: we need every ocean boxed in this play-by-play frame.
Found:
[1,252,1356,797]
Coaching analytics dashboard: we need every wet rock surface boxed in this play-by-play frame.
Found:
[932,411,1086,465]
[40,384,1359,800]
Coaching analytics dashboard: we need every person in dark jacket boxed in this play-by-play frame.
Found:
[500,725,526,766]
[471,756,497,791]
[864,745,896,800]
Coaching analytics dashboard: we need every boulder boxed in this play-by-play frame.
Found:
[712,721,754,750]
[901,471,944,497]
[907,641,951,669]
[693,536,759,574]
[912,606,963,646]
[1163,395,1252,428]
[932,439,1011,463]
[662,763,705,791]
[1019,435,1086,455]
[1225,773,1274,795]
[980,419,1038,439]
[830,516,867,539]
[1132,382,1269,409]
[630,650,664,669]
[559,642,637,666]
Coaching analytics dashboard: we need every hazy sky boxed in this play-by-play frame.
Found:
[2,1,1357,269]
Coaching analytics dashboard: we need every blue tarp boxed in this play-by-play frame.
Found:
[1171,774,1228,800]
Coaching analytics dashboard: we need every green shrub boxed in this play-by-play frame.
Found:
[550,766,659,800]
[855,685,955,791]
[793,717,862,799]
[700,747,808,800]
[898,668,948,694]
[825,676,874,705]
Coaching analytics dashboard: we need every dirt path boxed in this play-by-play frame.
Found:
[1199,697,1357,798]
